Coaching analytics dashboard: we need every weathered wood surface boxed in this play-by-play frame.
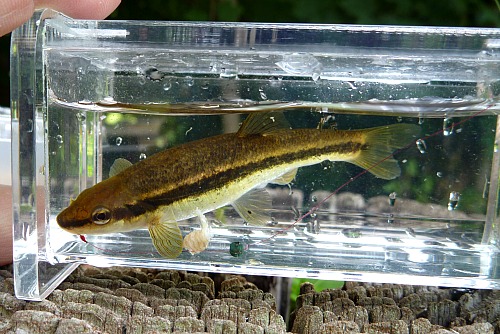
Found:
[1,264,499,333]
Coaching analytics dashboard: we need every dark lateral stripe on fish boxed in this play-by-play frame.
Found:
[58,217,89,229]
[110,141,367,222]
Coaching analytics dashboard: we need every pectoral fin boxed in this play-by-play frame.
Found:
[271,168,298,185]
[232,187,272,226]
[110,158,133,177]
[148,220,183,258]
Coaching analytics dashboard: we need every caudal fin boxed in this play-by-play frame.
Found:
[350,124,420,180]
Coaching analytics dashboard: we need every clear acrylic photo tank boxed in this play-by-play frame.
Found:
[11,10,500,300]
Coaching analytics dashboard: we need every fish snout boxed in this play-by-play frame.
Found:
[56,206,90,232]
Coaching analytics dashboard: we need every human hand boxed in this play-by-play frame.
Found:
[1,0,121,37]
[0,0,121,265]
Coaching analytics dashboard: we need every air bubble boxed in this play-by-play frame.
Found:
[436,171,443,178]
[387,213,394,224]
[115,137,123,146]
[416,139,427,154]
[443,118,454,136]
[311,195,318,203]
[55,135,63,144]
[448,191,460,210]
[388,192,397,206]
[139,153,147,160]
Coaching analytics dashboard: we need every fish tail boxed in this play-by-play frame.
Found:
[350,123,420,179]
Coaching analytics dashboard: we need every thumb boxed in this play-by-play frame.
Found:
[0,0,34,37]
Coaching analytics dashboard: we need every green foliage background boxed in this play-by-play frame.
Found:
[1,0,500,107]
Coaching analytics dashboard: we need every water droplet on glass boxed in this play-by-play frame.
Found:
[416,139,427,154]
[342,228,361,238]
[436,171,443,178]
[55,135,63,144]
[311,195,318,203]
[276,53,322,79]
[405,227,417,238]
[388,192,397,206]
[258,88,267,100]
[145,67,164,81]
[443,118,454,136]
[185,76,194,87]
[448,191,460,210]
[101,96,115,105]
[163,81,172,91]
[139,153,147,160]
[219,68,238,78]
[115,137,123,146]
[26,119,33,133]
[76,113,86,122]
[387,213,395,224]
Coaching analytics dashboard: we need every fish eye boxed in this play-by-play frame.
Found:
[91,207,111,225]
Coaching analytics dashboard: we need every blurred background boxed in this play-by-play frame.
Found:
[1,0,500,107]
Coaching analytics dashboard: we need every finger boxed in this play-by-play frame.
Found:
[35,0,121,20]
[0,0,34,37]
[0,185,13,266]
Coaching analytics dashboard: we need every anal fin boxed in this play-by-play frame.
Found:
[148,220,183,258]
[271,168,297,185]
[232,187,272,226]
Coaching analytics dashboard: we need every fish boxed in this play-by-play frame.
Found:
[56,111,420,258]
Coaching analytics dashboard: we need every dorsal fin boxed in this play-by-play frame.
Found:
[109,158,133,177]
[237,111,290,137]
